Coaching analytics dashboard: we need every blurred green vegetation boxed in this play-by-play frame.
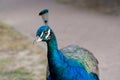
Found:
[0,22,46,80]
[0,22,26,51]
[0,67,33,80]
[0,22,34,80]
[56,0,120,15]
[0,22,42,53]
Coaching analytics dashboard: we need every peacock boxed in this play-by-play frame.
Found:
[34,9,99,80]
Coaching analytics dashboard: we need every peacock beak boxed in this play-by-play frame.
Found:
[33,36,42,44]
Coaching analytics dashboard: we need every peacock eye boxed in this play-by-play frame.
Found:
[44,31,48,35]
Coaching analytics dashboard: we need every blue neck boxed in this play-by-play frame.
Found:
[46,33,66,73]
[47,34,58,51]
[47,34,60,63]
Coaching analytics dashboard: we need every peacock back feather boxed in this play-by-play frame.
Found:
[60,45,99,76]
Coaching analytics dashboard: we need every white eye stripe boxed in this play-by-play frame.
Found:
[45,29,51,39]
[40,32,43,37]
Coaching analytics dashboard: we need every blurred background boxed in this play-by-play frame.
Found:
[0,0,120,80]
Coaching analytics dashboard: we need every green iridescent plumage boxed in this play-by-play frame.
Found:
[60,45,99,76]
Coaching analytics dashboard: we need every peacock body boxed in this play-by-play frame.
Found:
[34,9,99,80]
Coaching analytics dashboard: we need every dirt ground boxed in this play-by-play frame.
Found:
[0,0,120,80]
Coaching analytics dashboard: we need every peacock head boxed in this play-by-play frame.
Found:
[34,9,54,44]
[33,25,53,43]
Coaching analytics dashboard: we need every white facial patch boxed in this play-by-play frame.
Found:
[40,32,43,37]
[45,29,51,39]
